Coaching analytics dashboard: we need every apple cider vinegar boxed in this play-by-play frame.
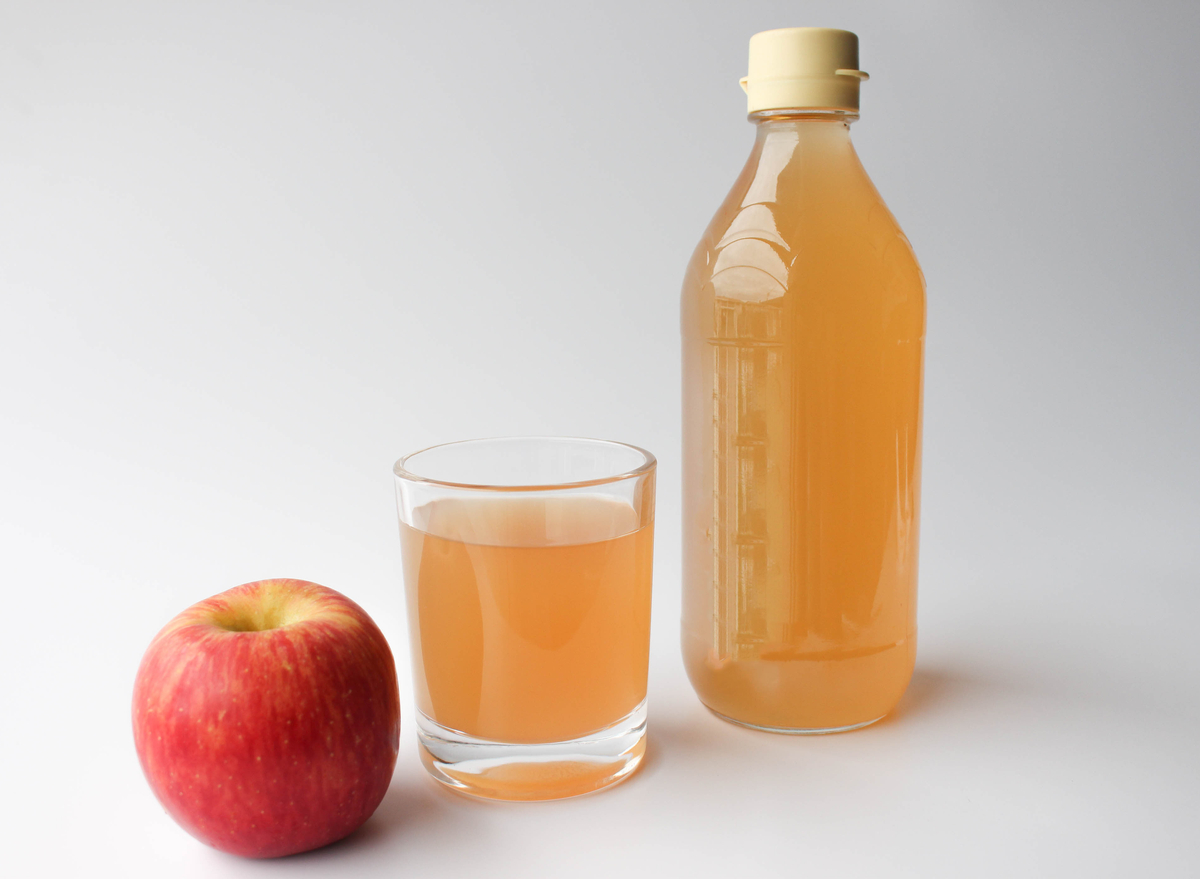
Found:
[681,29,925,732]
[399,495,653,744]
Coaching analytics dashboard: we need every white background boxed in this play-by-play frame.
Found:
[3,1,1198,876]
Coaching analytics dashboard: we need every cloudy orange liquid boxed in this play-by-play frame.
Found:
[400,495,652,744]
[681,115,925,730]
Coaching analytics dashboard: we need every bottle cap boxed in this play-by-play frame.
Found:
[740,27,869,114]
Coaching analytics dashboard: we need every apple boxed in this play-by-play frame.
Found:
[132,578,401,858]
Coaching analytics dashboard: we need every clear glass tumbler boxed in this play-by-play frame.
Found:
[393,437,656,801]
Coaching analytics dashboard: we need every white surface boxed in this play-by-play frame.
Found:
[3,1,1198,876]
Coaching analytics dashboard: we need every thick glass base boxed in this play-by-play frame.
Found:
[705,704,884,735]
[417,701,647,801]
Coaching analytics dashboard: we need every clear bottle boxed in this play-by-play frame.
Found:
[681,28,925,732]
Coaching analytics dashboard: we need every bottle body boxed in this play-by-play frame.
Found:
[681,114,925,731]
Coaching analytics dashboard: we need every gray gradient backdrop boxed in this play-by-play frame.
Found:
[3,1,1197,876]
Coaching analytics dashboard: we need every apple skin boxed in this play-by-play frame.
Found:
[132,579,401,858]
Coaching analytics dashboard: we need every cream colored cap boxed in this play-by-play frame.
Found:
[740,27,869,114]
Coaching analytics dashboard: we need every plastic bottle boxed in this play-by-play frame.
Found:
[681,28,925,732]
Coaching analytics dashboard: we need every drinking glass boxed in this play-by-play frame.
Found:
[393,437,656,800]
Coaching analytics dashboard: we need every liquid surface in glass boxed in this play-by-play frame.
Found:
[400,494,653,744]
[681,114,925,731]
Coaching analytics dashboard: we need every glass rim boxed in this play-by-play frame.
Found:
[392,436,657,492]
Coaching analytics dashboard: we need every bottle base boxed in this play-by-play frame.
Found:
[705,703,884,735]
[417,701,647,801]
[682,636,915,732]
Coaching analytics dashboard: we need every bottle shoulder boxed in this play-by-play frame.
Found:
[682,148,924,310]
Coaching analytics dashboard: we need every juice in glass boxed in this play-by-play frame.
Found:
[400,494,653,744]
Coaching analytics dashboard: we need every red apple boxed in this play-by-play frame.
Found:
[132,579,401,858]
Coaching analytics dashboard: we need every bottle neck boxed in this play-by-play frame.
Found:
[751,108,857,133]
[750,108,858,123]
[748,108,857,156]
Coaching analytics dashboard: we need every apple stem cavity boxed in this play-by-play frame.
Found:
[208,582,317,633]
